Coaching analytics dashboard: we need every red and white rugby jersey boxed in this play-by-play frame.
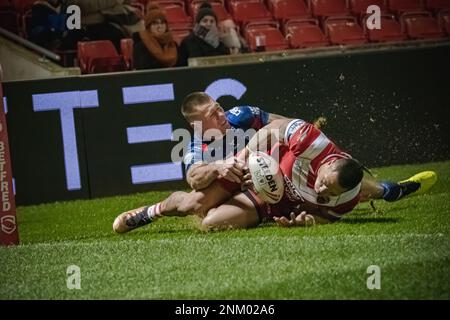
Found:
[278,119,361,215]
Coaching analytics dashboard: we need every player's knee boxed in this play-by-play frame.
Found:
[201,209,220,230]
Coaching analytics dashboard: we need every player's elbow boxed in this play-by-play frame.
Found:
[186,175,196,189]
[186,172,205,191]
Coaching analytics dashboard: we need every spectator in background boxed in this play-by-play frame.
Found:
[178,2,229,66]
[219,18,249,55]
[29,0,67,49]
[133,4,178,70]
[67,0,144,50]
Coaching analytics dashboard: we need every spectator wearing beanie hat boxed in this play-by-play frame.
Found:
[178,2,229,66]
[132,4,178,69]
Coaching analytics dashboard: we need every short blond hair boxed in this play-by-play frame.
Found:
[181,92,211,120]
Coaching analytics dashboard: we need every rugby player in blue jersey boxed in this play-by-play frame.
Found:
[113,92,286,232]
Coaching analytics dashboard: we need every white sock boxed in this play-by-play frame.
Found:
[147,203,162,219]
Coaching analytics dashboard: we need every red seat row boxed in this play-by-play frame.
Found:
[77,40,133,74]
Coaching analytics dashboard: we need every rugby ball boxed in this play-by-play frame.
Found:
[248,151,284,204]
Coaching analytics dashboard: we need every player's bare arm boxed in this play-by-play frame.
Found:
[186,158,245,190]
[273,211,331,228]
[238,118,293,162]
[187,113,286,190]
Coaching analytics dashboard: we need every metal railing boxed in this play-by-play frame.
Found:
[0,27,61,62]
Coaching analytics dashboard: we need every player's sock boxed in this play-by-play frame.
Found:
[147,202,162,219]
[380,181,420,202]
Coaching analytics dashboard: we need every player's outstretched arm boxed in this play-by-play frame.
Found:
[267,112,288,122]
[186,158,245,190]
[238,118,292,162]
[273,212,331,228]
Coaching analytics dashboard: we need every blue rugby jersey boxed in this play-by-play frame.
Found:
[183,106,269,172]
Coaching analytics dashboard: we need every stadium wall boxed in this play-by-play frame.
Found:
[3,43,450,205]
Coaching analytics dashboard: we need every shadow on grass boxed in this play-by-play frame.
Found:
[341,217,400,224]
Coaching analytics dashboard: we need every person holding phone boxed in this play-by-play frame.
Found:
[178,2,229,66]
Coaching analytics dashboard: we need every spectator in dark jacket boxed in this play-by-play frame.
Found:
[178,2,229,66]
[133,4,178,69]
[29,0,66,49]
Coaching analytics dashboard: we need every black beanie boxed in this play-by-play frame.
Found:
[195,2,218,24]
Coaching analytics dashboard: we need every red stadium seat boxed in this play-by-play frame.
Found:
[190,0,231,21]
[120,38,134,70]
[268,0,310,21]
[0,0,13,9]
[229,0,273,26]
[77,40,126,74]
[0,9,19,34]
[363,13,407,42]
[426,0,450,12]
[388,0,425,14]
[438,9,450,34]
[308,0,349,18]
[244,20,289,51]
[171,25,192,45]
[325,15,368,45]
[10,0,34,13]
[401,11,446,39]
[285,18,329,48]
[152,0,192,27]
[349,0,388,16]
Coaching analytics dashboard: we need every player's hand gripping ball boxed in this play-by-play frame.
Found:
[248,151,284,204]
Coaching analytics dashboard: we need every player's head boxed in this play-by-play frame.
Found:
[181,92,231,134]
[196,2,218,30]
[315,158,363,202]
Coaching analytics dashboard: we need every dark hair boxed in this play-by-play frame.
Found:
[195,2,218,24]
[334,158,364,190]
[181,92,211,120]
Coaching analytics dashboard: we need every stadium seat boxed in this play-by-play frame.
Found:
[268,0,310,21]
[325,16,368,45]
[363,13,407,42]
[10,0,34,13]
[189,0,231,21]
[229,0,273,26]
[20,8,31,38]
[244,20,289,51]
[438,9,450,34]
[77,40,126,74]
[0,9,19,34]
[284,18,329,48]
[388,0,425,14]
[308,0,349,18]
[426,0,450,12]
[121,38,134,70]
[349,0,388,17]
[0,0,13,9]
[152,0,192,28]
[401,11,446,39]
[171,25,192,45]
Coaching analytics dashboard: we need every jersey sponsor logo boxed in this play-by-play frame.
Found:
[283,175,303,202]
[228,107,241,116]
[249,106,260,116]
[285,119,303,142]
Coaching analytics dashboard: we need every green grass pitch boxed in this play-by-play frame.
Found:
[1,161,449,299]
